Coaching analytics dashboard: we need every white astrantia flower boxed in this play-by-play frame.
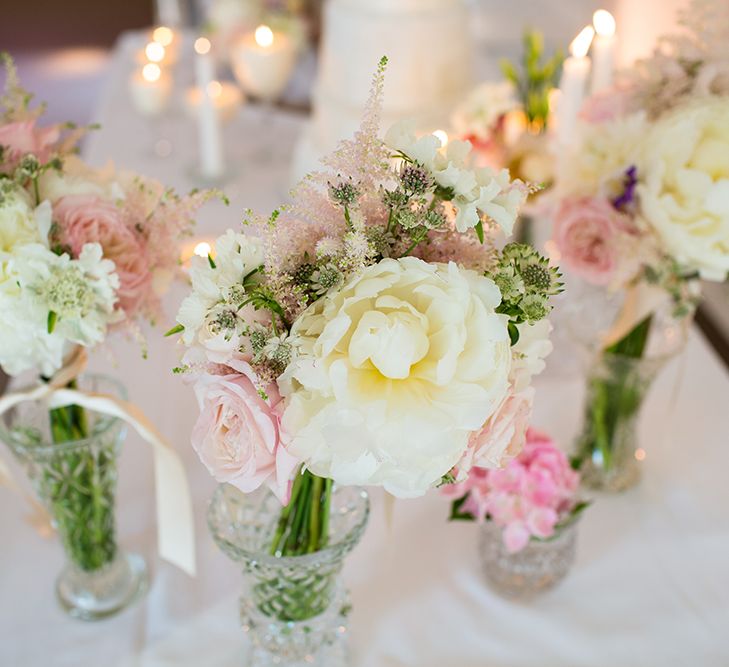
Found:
[176,230,265,363]
[636,98,729,281]
[0,243,119,376]
[279,257,512,497]
[0,183,51,252]
[384,120,526,235]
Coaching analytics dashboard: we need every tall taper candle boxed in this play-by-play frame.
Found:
[590,10,617,94]
[557,26,594,145]
[194,37,224,181]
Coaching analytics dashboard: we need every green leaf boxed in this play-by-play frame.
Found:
[474,220,485,244]
[47,310,57,334]
[508,320,520,346]
[207,254,216,269]
[449,494,475,522]
[164,323,184,337]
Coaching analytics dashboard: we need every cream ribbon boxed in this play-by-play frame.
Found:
[0,349,196,576]
[602,282,669,350]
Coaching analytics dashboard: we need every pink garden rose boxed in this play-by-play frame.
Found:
[0,120,59,168]
[553,196,631,286]
[191,363,299,503]
[53,194,152,317]
[443,428,580,553]
[458,387,534,474]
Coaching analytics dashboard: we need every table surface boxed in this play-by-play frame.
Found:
[2,31,729,667]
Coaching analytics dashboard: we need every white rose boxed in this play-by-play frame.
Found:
[637,98,729,280]
[280,257,512,497]
[38,155,118,203]
[176,230,265,364]
[0,185,51,252]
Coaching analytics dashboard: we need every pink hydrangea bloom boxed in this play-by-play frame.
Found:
[191,361,299,504]
[443,428,580,553]
[0,119,60,169]
[553,196,632,286]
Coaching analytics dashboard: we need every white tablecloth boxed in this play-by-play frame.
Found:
[2,32,729,667]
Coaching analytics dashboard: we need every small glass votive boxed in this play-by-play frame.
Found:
[478,519,580,599]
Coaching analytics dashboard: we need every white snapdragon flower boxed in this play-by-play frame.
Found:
[280,257,512,497]
[175,230,265,364]
[385,120,525,235]
[0,243,119,376]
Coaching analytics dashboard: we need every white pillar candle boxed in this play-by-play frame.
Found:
[557,25,594,145]
[590,9,617,94]
[194,37,224,180]
[230,25,296,101]
[185,81,243,124]
[129,63,172,116]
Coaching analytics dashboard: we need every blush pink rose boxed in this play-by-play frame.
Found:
[53,194,152,317]
[458,387,534,474]
[0,120,60,168]
[553,196,631,286]
[579,84,636,123]
[191,365,299,503]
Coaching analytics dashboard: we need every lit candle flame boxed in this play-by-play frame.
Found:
[570,25,595,58]
[194,37,211,55]
[145,41,166,63]
[142,63,162,83]
[153,26,174,47]
[433,129,449,147]
[193,241,212,257]
[593,9,616,37]
[255,25,274,48]
[207,80,223,98]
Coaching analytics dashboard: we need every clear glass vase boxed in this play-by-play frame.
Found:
[479,519,579,599]
[0,375,148,620]
[208,483,369,667]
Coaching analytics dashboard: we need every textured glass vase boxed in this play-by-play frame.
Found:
[208,483,369,667]
[0,375,148,620]
[479,520,579,599]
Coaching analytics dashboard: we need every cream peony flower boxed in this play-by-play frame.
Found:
[176,230,265,364]
[0,185,51,252]
[280,257,512,497]
[636,98,729,281]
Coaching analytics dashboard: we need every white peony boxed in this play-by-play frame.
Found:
[0,243,119,376]
[176,230,265,364]
[636,98,729,281]
[280,257,512,497]
[384,120,525,235]
[0,185,51,252]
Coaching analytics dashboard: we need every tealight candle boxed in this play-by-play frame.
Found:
[151,25,181,65]
[128,62,172,116]
[194,37,225,180]
[185,80,243,124]
[557,25,594,145]
[230,24,296,101]
[590,9,617,94]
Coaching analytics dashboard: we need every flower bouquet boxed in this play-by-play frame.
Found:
[444,428,587,598]
[0,55,206,618]
[169,58,562,663]
[452,30,563,244]
[552,0,729,490]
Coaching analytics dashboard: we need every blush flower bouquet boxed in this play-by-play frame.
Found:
[443,428,584,553]
[551,0,729,489]
[170,58,563,562]
[0,54,208,606]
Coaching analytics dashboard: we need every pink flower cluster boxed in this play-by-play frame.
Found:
[443,429,580,553]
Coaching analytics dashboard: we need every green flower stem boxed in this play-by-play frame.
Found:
[577,315,653,471]
[269,469,332,557]
[46,380,117,572]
